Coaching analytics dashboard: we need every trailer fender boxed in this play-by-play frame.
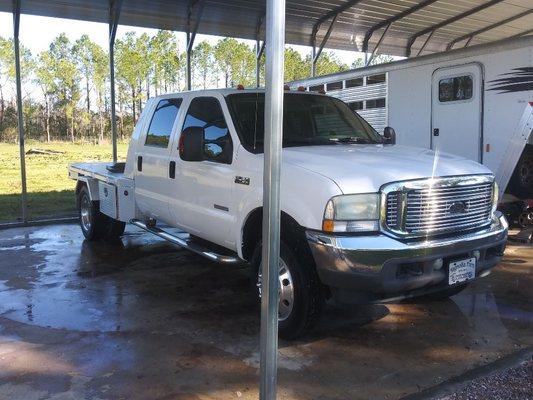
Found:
[75,177,100,202]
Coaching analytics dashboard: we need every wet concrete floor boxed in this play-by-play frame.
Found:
[0,223,531,400]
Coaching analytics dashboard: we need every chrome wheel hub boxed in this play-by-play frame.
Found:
[257,258,295,321]
[80,195,92,232]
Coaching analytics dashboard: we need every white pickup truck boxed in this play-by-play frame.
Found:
[69,88,508,339]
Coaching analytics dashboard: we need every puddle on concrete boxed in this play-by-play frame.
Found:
[0,223,531,400]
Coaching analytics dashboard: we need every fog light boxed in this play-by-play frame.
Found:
[473,250,481,261]
[432,258,444,270]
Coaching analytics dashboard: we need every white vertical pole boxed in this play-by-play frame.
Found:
[109,0,122,164]
[260,0,285,398]
[109,41,117,163]
[13,0,28,223]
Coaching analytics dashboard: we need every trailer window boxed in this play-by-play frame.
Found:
[326,81,343,91]
[346,78,363,88]
[439,76,473,102]
[366,74,386,85]
[366,98,386,109]
[348,101,364,111]
[145,98,182,147]
[309,84,325,92]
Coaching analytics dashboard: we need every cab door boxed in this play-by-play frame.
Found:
[431,63,483,162]
[168,95,237,249]
[134,97,183,223]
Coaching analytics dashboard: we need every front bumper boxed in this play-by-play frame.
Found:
[306,213,508,303]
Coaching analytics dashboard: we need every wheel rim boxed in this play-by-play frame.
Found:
[80,194,92,232]
[257,258,295,322]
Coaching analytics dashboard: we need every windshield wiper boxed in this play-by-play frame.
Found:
[284,137,336,146]
[335,136,372,144]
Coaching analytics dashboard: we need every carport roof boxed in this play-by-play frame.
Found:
[0,0,532,57]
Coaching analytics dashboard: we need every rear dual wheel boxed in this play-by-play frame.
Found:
[77,185,125,241]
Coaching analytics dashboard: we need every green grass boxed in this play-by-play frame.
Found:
[0,141,128,222]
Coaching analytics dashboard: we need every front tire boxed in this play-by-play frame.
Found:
[251,241,323,340]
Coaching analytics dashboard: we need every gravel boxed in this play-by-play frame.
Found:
[438,360,533,400]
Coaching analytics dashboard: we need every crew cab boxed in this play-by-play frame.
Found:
[69,88,508,339]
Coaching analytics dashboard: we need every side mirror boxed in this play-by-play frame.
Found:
[179,126,204,161]
[383,126,396,144]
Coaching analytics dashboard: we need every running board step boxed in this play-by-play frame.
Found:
[130,219,242,264]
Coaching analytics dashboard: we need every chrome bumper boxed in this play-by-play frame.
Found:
[306,213,508,299]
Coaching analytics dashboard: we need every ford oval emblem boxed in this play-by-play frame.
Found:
[448,200,469,214]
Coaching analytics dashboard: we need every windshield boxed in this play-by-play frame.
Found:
[226,92,382,153]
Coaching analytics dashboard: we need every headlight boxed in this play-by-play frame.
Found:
[492,181,499,214]
[322,193,380,233]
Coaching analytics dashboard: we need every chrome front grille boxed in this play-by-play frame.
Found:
[383,176,494,237]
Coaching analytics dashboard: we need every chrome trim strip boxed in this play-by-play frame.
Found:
[131,219,241,264]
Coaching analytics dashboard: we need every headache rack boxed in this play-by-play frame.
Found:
[382,175,494,238]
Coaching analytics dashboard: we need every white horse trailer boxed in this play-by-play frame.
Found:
[290,36,533,199]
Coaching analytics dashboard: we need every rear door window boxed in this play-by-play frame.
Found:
[145,98,182,147]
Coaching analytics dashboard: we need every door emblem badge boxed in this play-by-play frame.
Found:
[235,176,250,185]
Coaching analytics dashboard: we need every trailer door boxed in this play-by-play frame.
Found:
[431,63,482,162]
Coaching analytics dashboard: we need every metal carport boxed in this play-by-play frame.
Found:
[1,0,532,398]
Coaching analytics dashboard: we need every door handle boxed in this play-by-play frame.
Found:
[433,128,440,137]
[137,156,143,171]
[169,161,176,179]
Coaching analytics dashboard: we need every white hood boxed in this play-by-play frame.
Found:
[283,144,492,194]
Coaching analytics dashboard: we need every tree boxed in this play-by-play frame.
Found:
[306,51,348,76]
[284,47,308,82]
[48,33,81,141]
[0,37,33,138]
[351,53,394,69]
[192,41,214,89]
[214,38,255,87]
[149,31,181,94]
[34,51,56,141]
[116,32,151,123]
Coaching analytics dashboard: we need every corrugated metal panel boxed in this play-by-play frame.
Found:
[329,82,387,103]
[358,109,387,132]
[0,0,530,58]
[326,80,388,132]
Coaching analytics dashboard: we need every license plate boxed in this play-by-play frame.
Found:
[448,257,476,285]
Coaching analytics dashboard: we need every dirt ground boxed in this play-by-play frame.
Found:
[0,223,531,400]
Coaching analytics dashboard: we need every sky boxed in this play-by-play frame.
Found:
[0,12,364,66]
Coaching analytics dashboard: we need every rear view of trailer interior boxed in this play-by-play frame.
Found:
[291,36,533,207]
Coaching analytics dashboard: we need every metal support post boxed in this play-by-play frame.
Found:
[255,14,265,88]
[310,13,338,77]
[12,0,28,223]
[416,29,435,57]
[256,40,266,88]
[365,22,391,66]
[260,0,285,398]
[186,0,204,90]
[109,0,123,163]
[311,45,316,77]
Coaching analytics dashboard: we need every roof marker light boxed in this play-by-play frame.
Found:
[237,84,245,90]
[284,84,290,91]
[297,86,305,92]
